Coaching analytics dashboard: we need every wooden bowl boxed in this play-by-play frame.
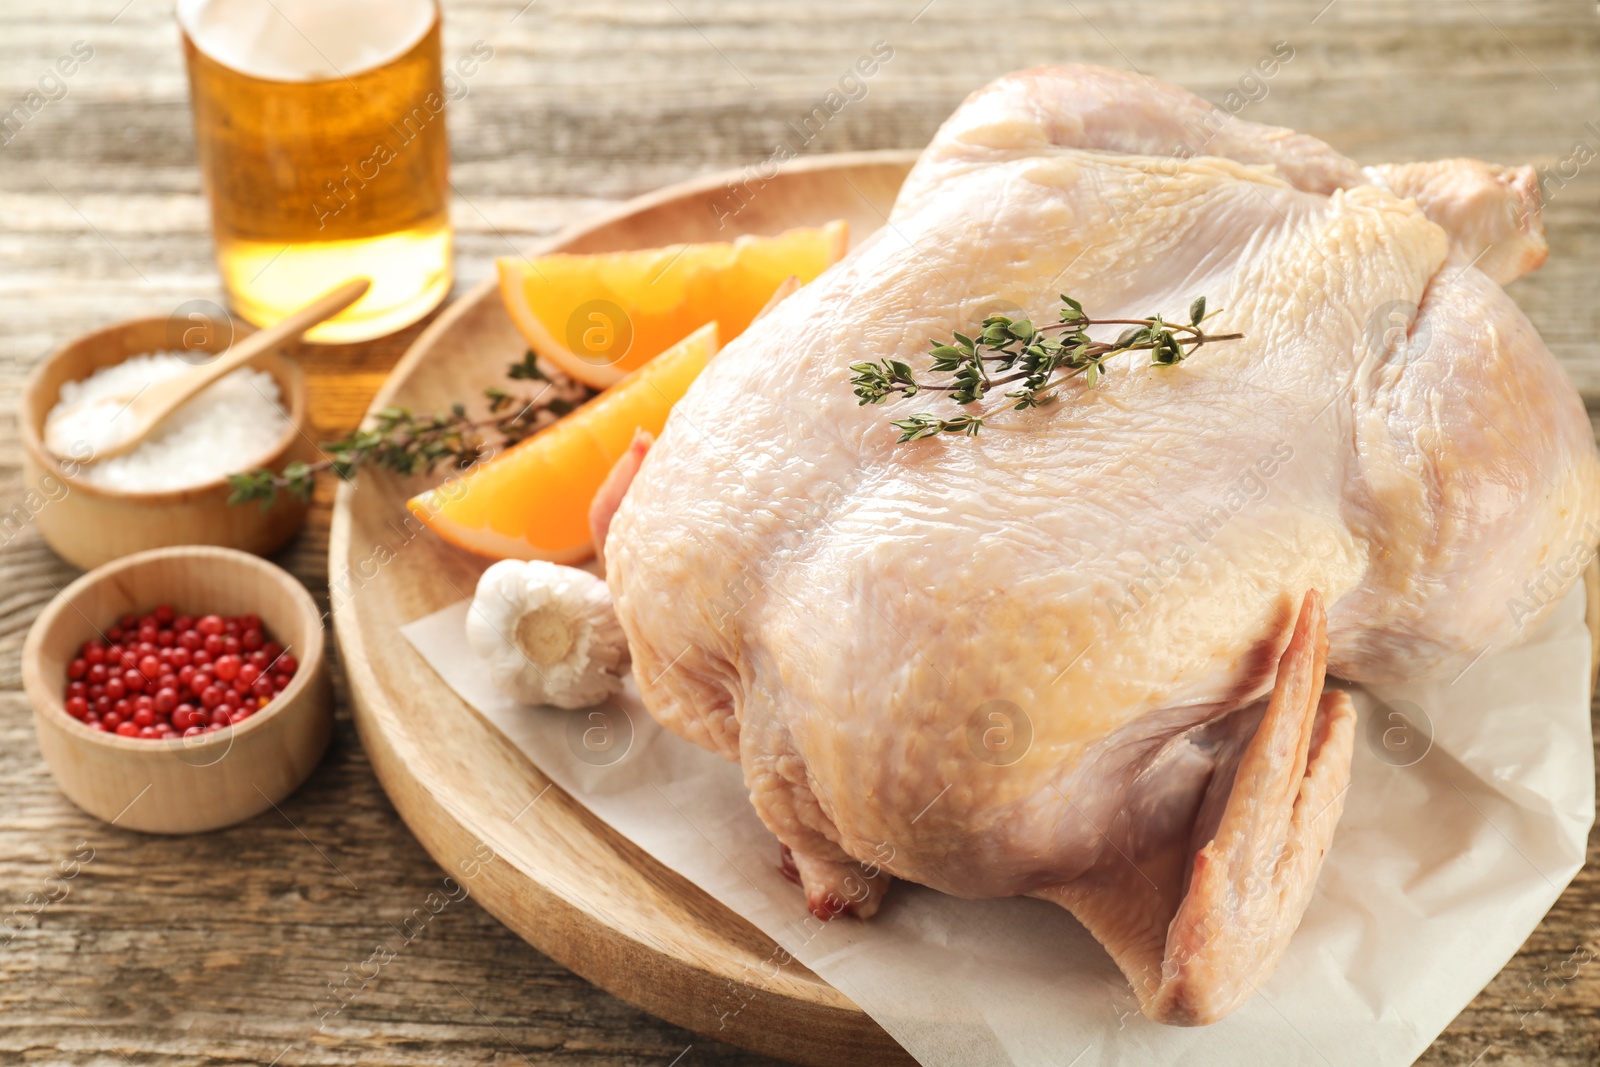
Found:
[22,545,333,834]
[19,316,316,570]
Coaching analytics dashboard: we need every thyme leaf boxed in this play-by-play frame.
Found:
[227,351,596,508]
[850,294,1242,440]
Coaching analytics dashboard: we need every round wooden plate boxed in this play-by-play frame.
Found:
[331,148,1600,1066]
[330,150,922,1066]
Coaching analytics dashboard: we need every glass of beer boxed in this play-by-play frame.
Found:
[178,0,451,343]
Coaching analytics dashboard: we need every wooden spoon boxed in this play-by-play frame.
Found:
[45,278,370,462]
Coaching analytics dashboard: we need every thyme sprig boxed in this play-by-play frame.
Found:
[851,295,1241,441]
[227,351,595,508]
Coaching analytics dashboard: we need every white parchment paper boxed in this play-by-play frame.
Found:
[402,584,1593,1066]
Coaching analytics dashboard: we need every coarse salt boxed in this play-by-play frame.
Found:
[46,352,291,492]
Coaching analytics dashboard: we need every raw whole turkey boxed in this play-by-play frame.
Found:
[594,65,1600,1025]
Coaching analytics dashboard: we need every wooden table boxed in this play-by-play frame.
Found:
[3,1,1598,1063]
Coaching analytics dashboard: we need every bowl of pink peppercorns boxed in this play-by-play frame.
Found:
[66,606,297,738]
[23,545,332,834]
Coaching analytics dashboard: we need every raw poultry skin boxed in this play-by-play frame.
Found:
[600,66,1600,1025]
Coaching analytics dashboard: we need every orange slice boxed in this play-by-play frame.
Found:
[407,323,718,562]
[498,220,847,388]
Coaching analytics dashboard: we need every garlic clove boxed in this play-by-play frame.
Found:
[466,559,631,709]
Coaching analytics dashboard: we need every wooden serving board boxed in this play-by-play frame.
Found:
[330,150,921,1067]
[330,149,1600,1066]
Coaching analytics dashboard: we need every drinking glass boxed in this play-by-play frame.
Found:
[178,0,452,343]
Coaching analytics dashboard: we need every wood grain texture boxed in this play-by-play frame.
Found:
[2,1,1599,1064]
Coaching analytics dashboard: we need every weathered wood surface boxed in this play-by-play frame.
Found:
[2,1,1598,1064]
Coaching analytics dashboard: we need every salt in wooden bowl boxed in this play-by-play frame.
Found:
[19,315,316,569]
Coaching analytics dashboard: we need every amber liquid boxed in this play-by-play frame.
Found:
[181,4,451,342]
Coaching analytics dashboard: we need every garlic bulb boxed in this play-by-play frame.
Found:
[465,560,630,709]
